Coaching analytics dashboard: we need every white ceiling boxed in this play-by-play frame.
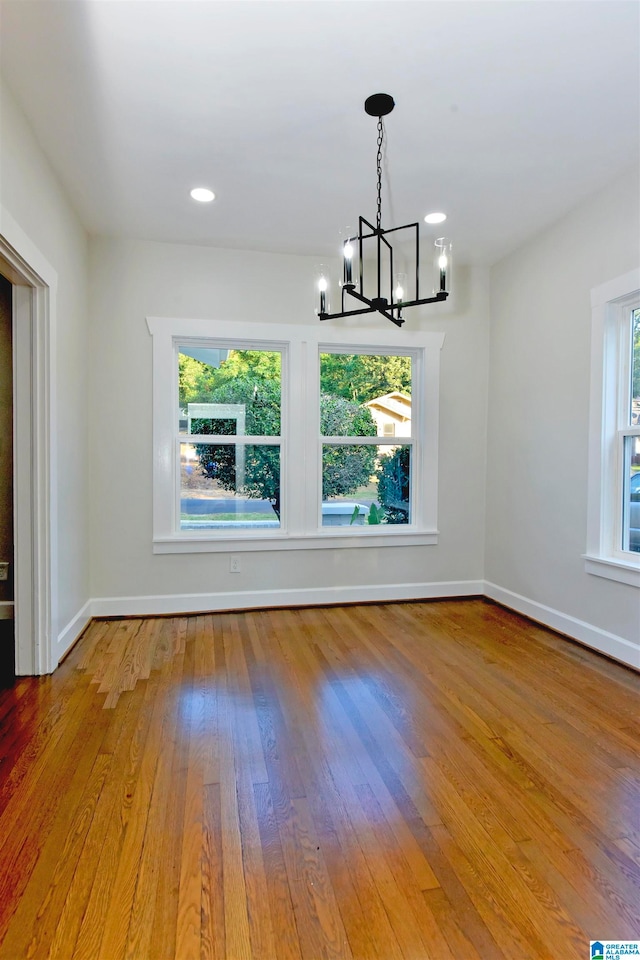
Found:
[1,1,638,264]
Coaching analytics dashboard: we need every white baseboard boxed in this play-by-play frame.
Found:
[90,580,484,619]
[52,582,481,668]
[55,581,639,674]
[484,581,640,670]
[55,600,93,664]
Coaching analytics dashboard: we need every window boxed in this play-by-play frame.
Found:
[319,352,413,526]
[621,307,640,553]
[148,318,444,553]
[585,269,640,585]
[178,346,283,531]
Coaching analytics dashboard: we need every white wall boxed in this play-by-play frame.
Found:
[0,77,90,652]
[88,237,490,607]
[5,67,636,670]
[486,167,640,666]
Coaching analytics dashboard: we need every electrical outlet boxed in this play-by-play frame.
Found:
[229,556,241,573]
[0,562,9,581]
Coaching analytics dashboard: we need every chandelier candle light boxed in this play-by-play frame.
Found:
[317,93,451,327]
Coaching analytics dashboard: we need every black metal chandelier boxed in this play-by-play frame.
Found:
[317,93,451,327]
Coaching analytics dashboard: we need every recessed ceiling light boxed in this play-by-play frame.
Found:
[424,212,447,224]
[190,187,215,203]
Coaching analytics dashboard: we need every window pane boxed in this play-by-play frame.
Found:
[624,437,640,553]
[321,444,411,527]
[631,308,640,427]
[319,353,412,437]
[180,442,280,529]
[178,348,281,436]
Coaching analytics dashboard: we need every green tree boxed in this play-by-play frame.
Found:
[377,446,410,524]
[181,349,410,407]
[193,378,377,517]
[214,350,281,385]
[320,353,411,403]
[192,375,281,514]
[179,354,219,407]
[179,350,281,408]
[320,394,377,500]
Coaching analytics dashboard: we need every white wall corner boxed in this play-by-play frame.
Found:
[484,581,640,671]
[54,599,92,668]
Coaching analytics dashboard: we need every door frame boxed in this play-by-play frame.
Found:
[0,207,57,675]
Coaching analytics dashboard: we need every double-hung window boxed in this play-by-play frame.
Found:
[318,350,415,527]
[586,269,640,584]
[148,318,443,553]
[620,306,640,553]
[178,344,284,531]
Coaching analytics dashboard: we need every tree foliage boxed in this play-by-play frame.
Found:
[191,376,281,514]
[320,393,377,499]
[180,349,411,407]
[320,393,376,437]
[213,350,281,386]
[180,349,413,517]
[191,370,378,516]
[191,377,281,435]
[179,354,218,407]
[319,353,411,403]
[376,446,410,524]
[179,350,281,408]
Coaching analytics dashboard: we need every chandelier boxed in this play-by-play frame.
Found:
[317,93,451,327]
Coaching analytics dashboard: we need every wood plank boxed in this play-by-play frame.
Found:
[47,682,150,958]
[201,782,226,960]
[175,621,205,960]
[217,615,253,960]
[94,640,183,960]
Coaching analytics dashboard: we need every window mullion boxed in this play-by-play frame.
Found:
[320,435,408,446]
[186,435,281,445]
[286,339,309,535]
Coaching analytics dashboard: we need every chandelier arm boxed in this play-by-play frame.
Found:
[346,286,448,311]
[342,286,403,326]
[318,304,380,321]
[320,289,449,322]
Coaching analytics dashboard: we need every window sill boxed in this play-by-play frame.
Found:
[154,530,439,554]
[583,554,640,587]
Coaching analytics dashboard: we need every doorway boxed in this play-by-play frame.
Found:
[0,226,55,677]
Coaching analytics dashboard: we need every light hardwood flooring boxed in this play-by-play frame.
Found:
[0,599,638,959]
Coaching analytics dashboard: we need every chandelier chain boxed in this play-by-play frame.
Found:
[376,117,384,230]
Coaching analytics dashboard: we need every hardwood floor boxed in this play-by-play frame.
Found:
[0,599,638,959]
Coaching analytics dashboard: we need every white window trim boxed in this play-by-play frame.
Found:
[147,317,444,553]
[585,268,640,586]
